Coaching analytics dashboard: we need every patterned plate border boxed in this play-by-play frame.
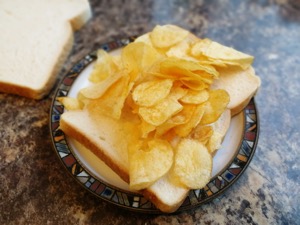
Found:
[49,38,260,214]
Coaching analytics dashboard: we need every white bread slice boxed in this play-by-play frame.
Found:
[211,66,261,116]
[0,0,91,99]
[60,107,231,213]
[60,110,131,183]
[141,175,189,213]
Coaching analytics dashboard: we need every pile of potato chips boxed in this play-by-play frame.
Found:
[60,25,254,191]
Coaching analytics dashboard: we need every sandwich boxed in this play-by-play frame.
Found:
[58,25,261,212]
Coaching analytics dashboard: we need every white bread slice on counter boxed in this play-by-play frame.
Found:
[60,108,231,213]
[211,66,261,116]
[0,0,91,99]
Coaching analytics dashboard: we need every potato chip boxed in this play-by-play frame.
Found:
[89,50,120,83]
[206,109,231,153]
[87,75,134,119]
[159,58,200,74]
[159,58,218,86]
[174,104,205,137]
[166,36,198,61]
[206,131,223,154]
[180,79,209,91]
[180,89,209,104]
[132,79,173,107]
[200,89,230,125]
[169,85,188,100]
[150,25,189,49]
[171,138,212,189]
[57,97,82,110]
[121,42,163,81]
[191,39,254,69]
[155,104,193,136]
[134,33,153,47]
[80,72,122,99]
[138,96,183,126]
[129,139,174,190]
[191,125,214,144]
[140,119,156,138]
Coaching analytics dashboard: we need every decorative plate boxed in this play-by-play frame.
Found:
[49,38,259,213]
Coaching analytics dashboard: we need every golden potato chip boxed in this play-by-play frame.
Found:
[191,125,214,145]
[166,36,198,61]
[171,138,212,189]
[121,42,163,81]
[190,38,211,56]
[155,121,177,137]
[80,72,122,99]
[148,71,175,80]
[191,39,254,69]
[132,79,173,107]
[159,58,218,86]
[200,89,230,125]
[206,109,231,153]
[155,104,193,136]
[89,50,120,83]
[165,57,218,76]
[124,92,138,112]
[180,79,209,91]
[174,104,205,137]
[140,119,156,138]
[169,85,188,100]
[134,33,153,46]
[87,75,134,119]
[129,139,174,190]
[206,131,223,154]
[199,59,228,68]
[57,97,82,110]
[138,96,183,126]
[180,89,209,104]
[150,25,189,49]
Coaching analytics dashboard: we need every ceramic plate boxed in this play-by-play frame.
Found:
[49,38,259,213]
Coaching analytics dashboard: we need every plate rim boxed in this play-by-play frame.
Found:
[49,37,260,214]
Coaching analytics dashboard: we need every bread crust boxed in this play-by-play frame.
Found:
[230,91,254,116]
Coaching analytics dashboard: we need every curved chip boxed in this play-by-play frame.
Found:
[191,39,254,69]
[200,89,230,125]
[180,89,209,104]
[150,25,189,49]
[132,79,173,107]
[89,49,120,83]
[138,96,183,126]
[171,138,212,189]
[121,42,163,81]
[129,139,174,190]
[80,72,122,99]
[87,75,134,119]
[174,104,205,137]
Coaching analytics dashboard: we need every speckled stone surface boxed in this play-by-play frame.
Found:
[1,0,300,224]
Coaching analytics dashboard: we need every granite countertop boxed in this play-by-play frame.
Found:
[1,0,300,224]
